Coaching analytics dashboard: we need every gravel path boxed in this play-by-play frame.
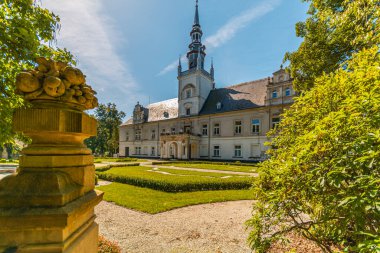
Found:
[95,200,254,253]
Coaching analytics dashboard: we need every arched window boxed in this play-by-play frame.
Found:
[186,89,192,98]
[183,84,195,99]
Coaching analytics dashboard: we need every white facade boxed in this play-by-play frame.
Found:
[118,2,295,161]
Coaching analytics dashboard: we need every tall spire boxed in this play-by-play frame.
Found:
[187,0,205,70]
[194,0,200,26]
[210,58,214,79]
[177,55,182,76]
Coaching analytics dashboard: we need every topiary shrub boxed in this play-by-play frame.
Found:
[98,235,121,253]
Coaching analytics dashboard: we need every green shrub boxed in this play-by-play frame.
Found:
[98,235,121,253]
[95,165,111,172]
[0,159,6,163]
[247,48,380,252]
[97,166,252,192]
[115,158,138,162]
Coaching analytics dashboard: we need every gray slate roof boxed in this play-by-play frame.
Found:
[199,78,268,115]
[121,98,178,126]
[121,79,268,125]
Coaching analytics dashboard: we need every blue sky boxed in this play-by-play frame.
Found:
[43,0,309,119]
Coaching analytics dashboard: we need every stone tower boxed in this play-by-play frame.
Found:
[178,0,214,117]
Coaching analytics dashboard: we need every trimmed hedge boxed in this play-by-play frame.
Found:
[95,163,140,172]
[97,166,252,192]
[152,160,256,167]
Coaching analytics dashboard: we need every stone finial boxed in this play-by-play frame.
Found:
[15,57,98,110]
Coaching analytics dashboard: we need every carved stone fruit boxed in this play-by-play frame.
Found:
[56,62,68,71]
[16,72,41,93]
[62,79,72,89]
[77,96,86,104]
[63,67,85,85]
[24,88,43,99]
[75,90,82,96]
[43,76,65,97]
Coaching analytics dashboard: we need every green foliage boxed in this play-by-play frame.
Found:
[95,175,98,185]
[247,47,380,252]
[97,182,254,214]
[0,158,18,163]
[158,161,257,173]
[97,166,252,192]
[85,103,125,156]
[0,0,74,145]
[285,0,380,91]
[98,235,121,253]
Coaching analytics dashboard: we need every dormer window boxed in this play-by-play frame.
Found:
[285,88,291,96]
[216,102,222,110]
[272,90,278,98]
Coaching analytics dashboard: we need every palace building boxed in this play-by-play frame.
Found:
[119,1,295,161]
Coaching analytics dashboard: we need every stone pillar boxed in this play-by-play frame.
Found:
[0,59,102,253]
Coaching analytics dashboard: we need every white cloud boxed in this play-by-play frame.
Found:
[158,55,187,76]
[158,0,281,76]
[42,0,142,114]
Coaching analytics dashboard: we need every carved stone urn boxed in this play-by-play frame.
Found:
[0,58,103,253]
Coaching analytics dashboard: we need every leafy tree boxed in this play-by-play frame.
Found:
[247,47,380,253]
[285,0,379,91]
[0,0,74,145]
[85,103,125,156]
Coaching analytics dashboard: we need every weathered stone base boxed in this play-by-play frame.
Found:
[0,190,103,253]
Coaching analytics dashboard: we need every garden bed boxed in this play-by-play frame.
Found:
[97,166,252,192]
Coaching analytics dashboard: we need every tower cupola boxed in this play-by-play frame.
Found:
[187,0,206,70]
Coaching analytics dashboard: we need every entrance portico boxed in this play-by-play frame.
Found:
[160,133,200,160]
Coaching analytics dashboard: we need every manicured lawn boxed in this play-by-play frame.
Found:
[97,166,253,192]
[149,167,242,177]
[161,162,257,173]
[97,182,254,214]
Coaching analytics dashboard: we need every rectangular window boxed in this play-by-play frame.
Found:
[135,147,141,155]
[272,90,278,98]
[186,108,191,116]
[135,129,141,140]
[126,132,129,141]
[151,147,155,156]
[202,124,208,136]
[151,130,156,140]
[213,145,220,157]
[252,119,260,134]
[213,123,220,135]
[285,88,291,96]
[272,118,280,129]
[234,121,242,134]
[162,128,166,134]
[234,145,242,157]
[171,128,176,134]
